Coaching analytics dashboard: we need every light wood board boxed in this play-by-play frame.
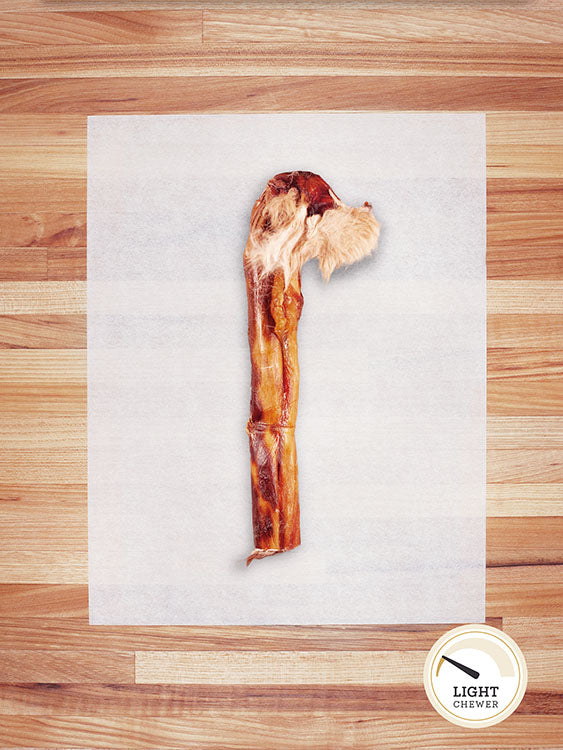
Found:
[0,3,561,748]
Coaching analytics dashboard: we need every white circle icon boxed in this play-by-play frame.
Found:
[423,624,527,728]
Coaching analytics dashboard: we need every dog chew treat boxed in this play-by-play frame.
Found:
[244,171,380,565]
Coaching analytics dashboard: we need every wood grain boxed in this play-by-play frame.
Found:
[0,4,561,748]
[487,348,562,379]
[204,8,563,44]
[488,178,563,212]
[0,10,202,46]
[1,43,563,78]
[0,619,502,652]
[0,177,84,211]
[0,683,479,714]
[486,583,563,617]
[487,383,563,416]
[1,76,562,115]
[0,713,561,749]
[8,7,559,47]
[488,213,562,254]
[0,0,557,9]
[0,383,86,417]
[0,416,85,448]
[0,282,85,314]
[487,451,562,483]
[0,650,135,683]
[0,683,559,717]
[139,652,563,692]
[0,350,85,381]
[0,552,87,584]
[0,248,47,281]
[0,212,86,247]
[487,282,563,313]
[488,145,563,178]
[0,448,85,481]
[0,315,86,348]
[487,247,562,279]
[488,315,562,348]
[487,564,562,585]
[486,518,563,566]
[503,617,563,649]
[0,583,88,618]
[487,113,563,145]
[487,485,563,516]
[487,418,563,449]
[136,648,563,688]
[135,650,427,685]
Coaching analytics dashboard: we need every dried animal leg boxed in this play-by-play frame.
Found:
[244,171,380,564]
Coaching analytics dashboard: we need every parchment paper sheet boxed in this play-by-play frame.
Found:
[87,113,486,624]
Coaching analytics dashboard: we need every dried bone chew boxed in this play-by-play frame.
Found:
[244,171,380,564]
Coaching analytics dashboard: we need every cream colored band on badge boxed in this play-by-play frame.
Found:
[423,624,527,729]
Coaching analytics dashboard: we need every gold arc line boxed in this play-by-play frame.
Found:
[429,629,523,724]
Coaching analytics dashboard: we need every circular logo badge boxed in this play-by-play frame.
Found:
[423,624,527,728]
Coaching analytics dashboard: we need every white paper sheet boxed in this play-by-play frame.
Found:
[87,113,486,625]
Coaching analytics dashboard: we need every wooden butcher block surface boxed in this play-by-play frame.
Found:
[0,2,561,748]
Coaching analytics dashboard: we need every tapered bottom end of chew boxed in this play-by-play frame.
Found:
[246,547,297,566]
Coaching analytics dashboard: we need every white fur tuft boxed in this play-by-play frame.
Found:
[244,181,380,282]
